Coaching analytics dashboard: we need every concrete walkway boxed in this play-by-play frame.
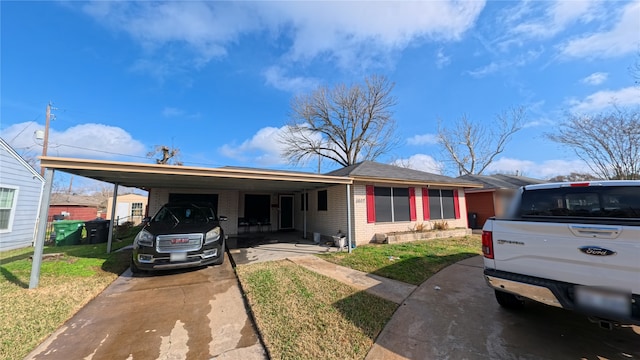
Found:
[26,253,266,360]
[289,255,416,304]
[365,256,640,360]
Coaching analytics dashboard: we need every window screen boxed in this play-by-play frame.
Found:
[441,190,455,219]
[392,188,410,221]
[428,189,442,220]
[317,190,328,211]
[374,187,392,222]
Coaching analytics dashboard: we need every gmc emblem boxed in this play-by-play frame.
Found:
[171,238,189,244]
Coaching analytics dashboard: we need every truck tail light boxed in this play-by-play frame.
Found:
[482,231,494,259]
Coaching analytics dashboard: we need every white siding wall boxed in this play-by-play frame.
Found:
[0,145,44,251]
[148,188,240,235]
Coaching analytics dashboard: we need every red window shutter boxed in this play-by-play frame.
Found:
[408,187,416,221]
[366,185,376,223]
[422,187,430,220]
[454,189,461,219]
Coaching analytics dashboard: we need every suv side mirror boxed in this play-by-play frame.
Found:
[219,215,228,221]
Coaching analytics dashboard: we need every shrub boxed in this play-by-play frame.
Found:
[433,220,449,230]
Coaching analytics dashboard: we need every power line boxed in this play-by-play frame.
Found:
[52,143,150,160]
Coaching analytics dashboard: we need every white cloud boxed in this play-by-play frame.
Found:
[468,48,542,78]
[435,48,451,69]
[0,121,146,159]
[581,72,608,85]
[487,157,591,179]
[523,118,555,128]
[567,86,640,113]
[510,0,601,39]
[162,107,184,117]
[407,133,438,146]
[263,66,319,93]
[80,1,485,74]
[161,106,201,119]
[558,1,640,59]
[219,126,290,166]
[391,154,443,174]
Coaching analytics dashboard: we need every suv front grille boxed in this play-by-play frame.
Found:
[156,233,203,253]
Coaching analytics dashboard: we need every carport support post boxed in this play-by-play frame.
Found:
[106,183,119,254]
[303,189,307,239]
[346,184,352,254]
[29,168,55,289]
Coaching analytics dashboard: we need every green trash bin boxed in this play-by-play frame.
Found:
[53,220,85,246]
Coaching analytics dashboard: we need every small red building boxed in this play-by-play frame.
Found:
[48,194,102,222]
[459,174,544,229]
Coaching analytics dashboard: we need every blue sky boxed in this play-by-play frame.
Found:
[2,0,639,184]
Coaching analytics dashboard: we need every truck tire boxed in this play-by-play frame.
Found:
[495,290,525,309]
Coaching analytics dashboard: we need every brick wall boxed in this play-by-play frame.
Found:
[293,185,349,241]
[352,181,469,245]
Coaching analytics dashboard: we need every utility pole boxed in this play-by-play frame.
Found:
[41,102,52,176]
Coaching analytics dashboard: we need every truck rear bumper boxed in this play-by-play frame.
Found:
[484,269,640,326]
[485,274,562,308]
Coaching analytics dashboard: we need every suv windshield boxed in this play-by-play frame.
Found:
[518,186,640,219]
[153,204,216,224]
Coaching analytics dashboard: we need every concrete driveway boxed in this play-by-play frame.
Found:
[26,253,266,360]
[367,256,640,360]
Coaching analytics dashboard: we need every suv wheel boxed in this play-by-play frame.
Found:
[495,290,525,309]
[212,240,226,265]
[130,258,145,275]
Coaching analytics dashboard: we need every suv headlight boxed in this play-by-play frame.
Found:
[205,227,221,244]
[134,229,154,247]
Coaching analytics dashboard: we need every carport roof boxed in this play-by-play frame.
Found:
[39,156,352,192]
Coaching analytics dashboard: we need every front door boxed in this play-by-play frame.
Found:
[279,195,294,230]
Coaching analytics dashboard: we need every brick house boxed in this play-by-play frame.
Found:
[39,157,482,246]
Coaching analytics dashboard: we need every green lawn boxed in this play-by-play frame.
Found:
[318,235,481,285]
[236,261,397,360]
[0,227,139,360]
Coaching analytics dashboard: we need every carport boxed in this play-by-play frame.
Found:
[30,156,354,288]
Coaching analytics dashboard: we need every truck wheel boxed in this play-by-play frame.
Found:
[212,240,226,265]
[495,290,525,309]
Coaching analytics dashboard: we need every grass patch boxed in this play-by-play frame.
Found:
[236,261,397,360]
[0,228,139,360]
[318,235,481,285]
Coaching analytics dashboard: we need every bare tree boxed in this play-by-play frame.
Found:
[547,108,640,180]
[436,106,526,175]
[548,172,600,182]
[147,145,183,165]
[279,75,398,167]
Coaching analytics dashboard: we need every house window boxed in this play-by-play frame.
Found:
[300,193,309,211]
[131,202,143,217]
[0,187,17,231]
[428,189,456,219]
[374,187,411,222]
[317,190,328,211]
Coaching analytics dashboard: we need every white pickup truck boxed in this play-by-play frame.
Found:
[482,181,640,328]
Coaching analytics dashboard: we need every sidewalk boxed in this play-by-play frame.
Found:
[289,255,416,304]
